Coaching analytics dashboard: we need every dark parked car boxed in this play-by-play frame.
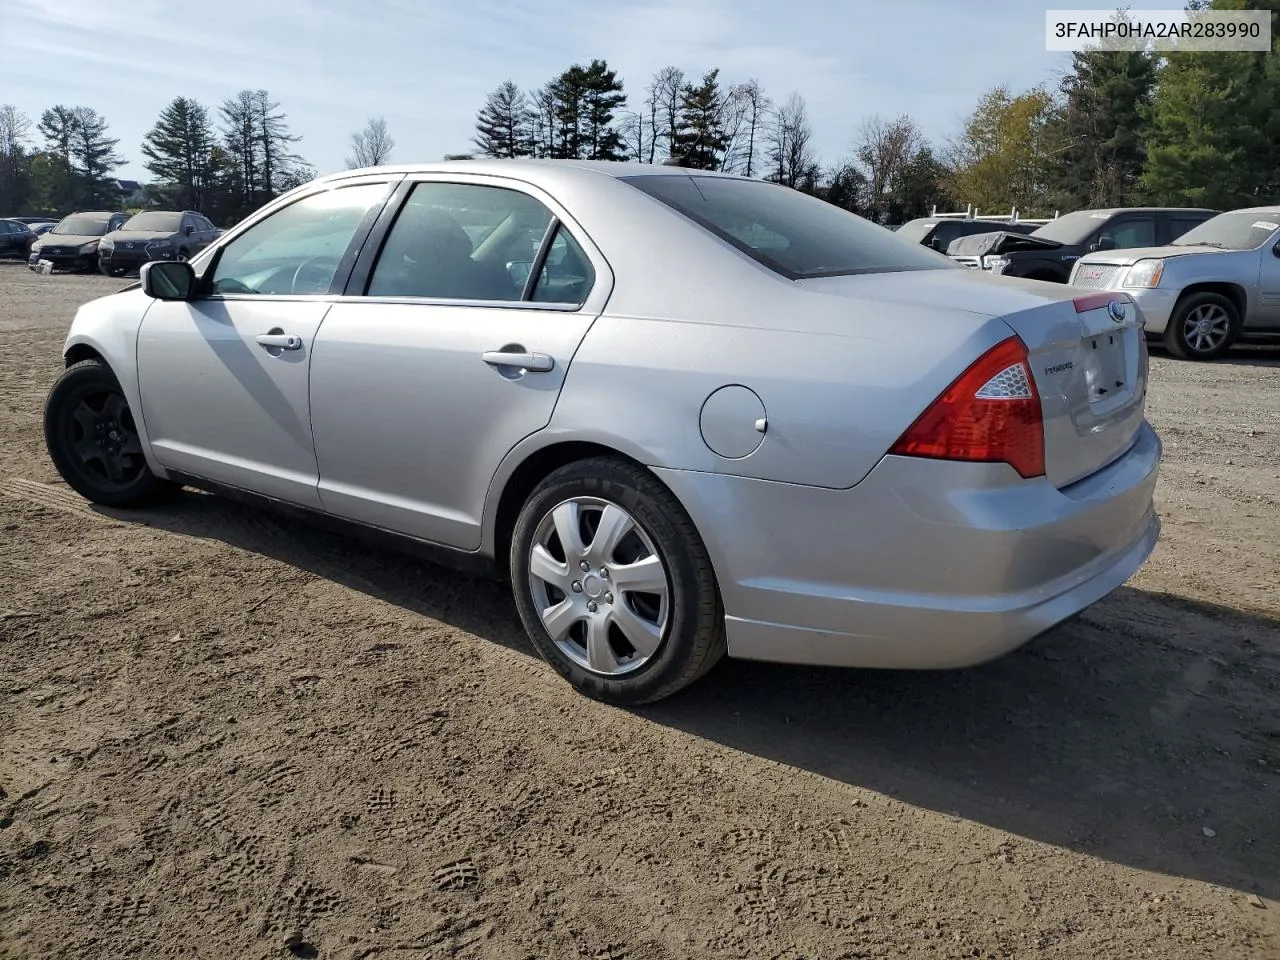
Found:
[896,216,1038,252]
[946,207,1219,281]
[28,211,130,272]
[0,218,38,259]
[98,210,221,276]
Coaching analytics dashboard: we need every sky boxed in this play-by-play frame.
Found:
[0,0,1192,183]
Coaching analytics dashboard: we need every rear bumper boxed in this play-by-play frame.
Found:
[654,421,1162,669]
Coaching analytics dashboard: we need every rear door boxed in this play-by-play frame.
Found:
[309,175,613,550]
[0,220,18,257]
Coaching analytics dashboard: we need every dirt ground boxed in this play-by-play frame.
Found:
[0,261,1278,960]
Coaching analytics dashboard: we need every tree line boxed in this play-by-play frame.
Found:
[468,1,1278,220]
[0,0,1275,227]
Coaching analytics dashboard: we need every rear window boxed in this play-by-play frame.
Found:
[621,174,954,279]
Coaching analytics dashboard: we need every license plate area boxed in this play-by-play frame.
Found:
[1083,330,1132,409]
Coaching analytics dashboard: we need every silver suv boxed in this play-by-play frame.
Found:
[1069,207,1280,360]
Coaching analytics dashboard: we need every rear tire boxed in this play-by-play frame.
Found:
[509,456,726,705]
[1163,292,1239,361]
[44,359,176,508]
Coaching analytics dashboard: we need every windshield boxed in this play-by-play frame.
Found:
[122,211,183,232]
[895,220,938,243]
[1029,210,1110,244]
[52,216,110,237]
[621,175,953,279]
[1171,211,1280,251]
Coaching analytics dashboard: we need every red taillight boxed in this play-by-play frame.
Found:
[889,336,1045,478]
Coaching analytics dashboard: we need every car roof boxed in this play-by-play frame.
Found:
[1217,206,1280,217]
[325,157,748,184]
[1073,207,1219,216]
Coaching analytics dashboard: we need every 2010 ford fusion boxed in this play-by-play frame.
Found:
[42,159,1162,704]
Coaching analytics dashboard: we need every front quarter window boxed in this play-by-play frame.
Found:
[210,183,388,296]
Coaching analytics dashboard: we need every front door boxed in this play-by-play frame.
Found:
[309,177,610,549]
[135,180,395,507]
[1255,226,1280,330]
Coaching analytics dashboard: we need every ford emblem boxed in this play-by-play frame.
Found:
[1107,300,1127,324]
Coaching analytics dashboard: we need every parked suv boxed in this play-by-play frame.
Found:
[28,211,130,272]
[896,216,1037,252]
[947,207,1218,281]
[1070,207,1280,361]
[98,210,220,276]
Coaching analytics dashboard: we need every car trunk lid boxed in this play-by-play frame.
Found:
[999,290,1148,488]
[798,270,1149,489]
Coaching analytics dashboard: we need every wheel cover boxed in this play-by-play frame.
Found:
[1182,303,1230,353]
[528,496,670,677]
[63,387,146,491]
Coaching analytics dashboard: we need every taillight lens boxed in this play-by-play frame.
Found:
[889,336,1045,479]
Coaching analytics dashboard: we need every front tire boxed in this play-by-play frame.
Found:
[1163,292,1239,360]
[509,457,726,705]
[43,359,175,507]
[99,262,128,278]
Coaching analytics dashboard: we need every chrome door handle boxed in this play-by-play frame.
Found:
[482,350,554,372]
[255,333,302,351]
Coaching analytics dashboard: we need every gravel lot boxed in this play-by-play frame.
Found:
[1,261,1278,960]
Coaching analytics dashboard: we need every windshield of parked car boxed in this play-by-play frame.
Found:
[51,216,110,236]
[622,175,954,279]
[894,219,939,244]
[1170,211,1280,250]
[1028,210,1109,245]
[122,211,183,232]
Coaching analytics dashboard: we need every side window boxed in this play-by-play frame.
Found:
[0,221,14,235]
[367,182,553,301]
[210,183,388,296]
[1102,217,1156,249]
[532,226,595,305]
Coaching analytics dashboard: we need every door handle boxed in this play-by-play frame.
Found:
[255,333,302,351]
[482,350,554,373]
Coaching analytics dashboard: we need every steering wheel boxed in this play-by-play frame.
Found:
[291,256,341,295]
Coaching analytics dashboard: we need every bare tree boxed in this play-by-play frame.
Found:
[648,66,684,161]
[765,92,818,189]
[856,114,923,221]
[347,116,395,168]
[0,104,31,158]
[718,80,771,175]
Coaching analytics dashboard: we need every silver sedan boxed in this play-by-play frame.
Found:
[42,160,1162,704]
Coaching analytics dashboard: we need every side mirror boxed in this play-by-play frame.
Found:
[1273,242,1280,258]
[1091,236,1117,252]
[184,224,195,235]
[141,260,196,301]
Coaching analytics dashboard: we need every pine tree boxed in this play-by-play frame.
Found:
[674,70,729,169]
[253,90,302,197]
[220,91,258,213]
[142,97,217,210]
[473,81,533,158]
[1142,0,1280,207]
[580,59,627,161]
[69,107,124,207]
[1052,39,1157,209]
[38,105,80,212]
